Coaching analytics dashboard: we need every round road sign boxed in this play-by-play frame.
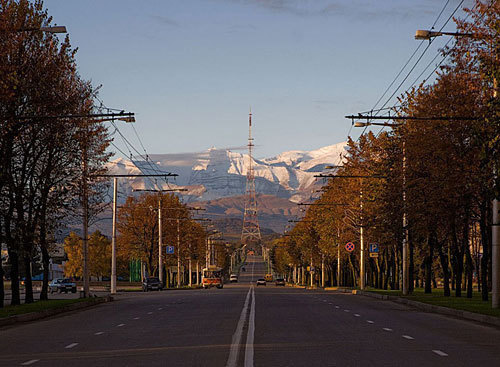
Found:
[345,242,355,252]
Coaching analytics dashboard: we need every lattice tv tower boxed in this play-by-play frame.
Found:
[241,109,262,247]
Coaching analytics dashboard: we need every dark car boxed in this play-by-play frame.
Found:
[49,278,77,294]
[275,278,285,286]
[142,277,163,292]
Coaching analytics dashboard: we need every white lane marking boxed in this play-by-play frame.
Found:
[244,286,255,367]
[94,331,104,335]
[158,307,163,310]
[117,323,125,327]
[367,320,374,324]
[335,306,340,309]
[133,317,140,320]
[322,300,327,302]
[226,286,252,367]
[147,312,153,315]
[65,343,78,349]
[354,313,361,317]
[402,335,414,340]
[328,303,333,305]
[432,350,448,357]
[382,328,393,332]
[344,309,350,312]
[21,360,39,366]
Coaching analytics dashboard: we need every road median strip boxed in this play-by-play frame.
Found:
[0,296,113,328]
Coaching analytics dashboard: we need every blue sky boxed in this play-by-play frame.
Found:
[43,0,471,159]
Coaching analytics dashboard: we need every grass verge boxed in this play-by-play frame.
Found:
[364,287,500,318]
[0,298,93,319]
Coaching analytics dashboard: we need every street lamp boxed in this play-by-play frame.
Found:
[414,29,473,40]
[12,25,67,33]
[414,29,499,308]
[354,121,409,294]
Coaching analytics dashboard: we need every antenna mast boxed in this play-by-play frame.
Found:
[241,109,262,247]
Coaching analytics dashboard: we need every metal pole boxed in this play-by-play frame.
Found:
[402,139,410,295]
[337,227,341,287]
[196,260,199,285]
[310,255,314,287]
[493,76,500,308]
[111,177,117,294]
[158,196,163,285]
[360,187,365,290]
[177,218,181,288]
[188,257,192,287]
[82,142,90,298]
[321,254,325,288]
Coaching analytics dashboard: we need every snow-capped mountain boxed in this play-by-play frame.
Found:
[107,142,347,203]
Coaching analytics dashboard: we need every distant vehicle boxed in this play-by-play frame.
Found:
[242,267,246,272]
[229,274,238,283]
[265,274,273,282]
[142,277,163,292]
[49,278,77,294]
[275,278,285,286]
[256,278,266,286]
[202,266,224,289]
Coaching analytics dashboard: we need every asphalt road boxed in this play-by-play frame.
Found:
[1,255,499,366]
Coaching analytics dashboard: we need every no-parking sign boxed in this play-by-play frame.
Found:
[345,242,355,252]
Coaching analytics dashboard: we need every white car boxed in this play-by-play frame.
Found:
[256,278,266,286]
[230,274,238,283]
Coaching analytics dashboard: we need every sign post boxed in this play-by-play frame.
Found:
[369,243,379,258]
[166,246,175,255]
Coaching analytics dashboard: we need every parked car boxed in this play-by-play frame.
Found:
[275,278,285,286]
[142,277,163,291]
[230,274,238,283]
[49,278,77,294]
[256,278,266,286]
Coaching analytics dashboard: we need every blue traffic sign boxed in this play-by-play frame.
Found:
[369,243,379,253]
[166,246,175,254]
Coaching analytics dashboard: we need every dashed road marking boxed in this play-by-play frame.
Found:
[354,313,361,317]
[94,332,104,335]
[432,350,448,357]
[344,309,350,312]
[328,303,333,305]
[21,360,39,366]
[147,312,153,315]
[133,317,140,320]
[65,343,78,349]
[335,306,340,309]
[158,307,163,310]
[366,320,374,324]
[117,323,125,327]
[402,335,414,340]
[382,328,393,332]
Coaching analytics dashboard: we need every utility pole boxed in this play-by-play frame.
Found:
[493,75,500,308]
[82,145,89,298]
[159,196,163,285]
[360,186,365,290]
[177,218,181,288]
[337,227,341,287]
[111,178,117,294]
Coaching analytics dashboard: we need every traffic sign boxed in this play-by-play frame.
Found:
[166,246,175,254]
[345,242,355,252]
[369,243,379,253]
[370,252,379,258]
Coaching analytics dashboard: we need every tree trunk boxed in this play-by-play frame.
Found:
[0,259,4,308]
[40,245,50,300]
[409,230,414,292]
[425,233,434,294]
[437,243,451,296]
[9,250,20,305]
[465,242,473,298]
[24,256,34,304]
[479,200,490,301]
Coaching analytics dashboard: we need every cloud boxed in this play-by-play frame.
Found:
[149,15,180,27]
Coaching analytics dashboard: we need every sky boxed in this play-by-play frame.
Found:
[42,0,473,159]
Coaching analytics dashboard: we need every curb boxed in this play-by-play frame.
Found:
[0,296,113,328]
[330,288,500,328]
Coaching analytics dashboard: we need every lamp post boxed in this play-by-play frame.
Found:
[353,121,408,293]
[414,28,499,308]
